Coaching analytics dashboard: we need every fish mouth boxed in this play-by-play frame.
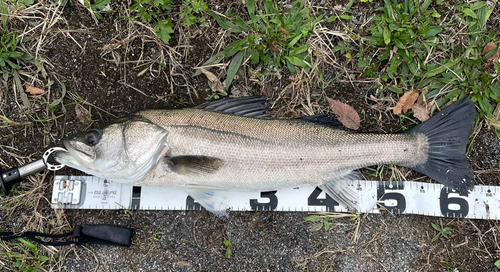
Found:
[54,140,94,169]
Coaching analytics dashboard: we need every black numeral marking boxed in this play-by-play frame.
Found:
[439,187,469,218]
[131,186,141,210]
[250,191,278,211]
[186,196,206,211]
[307,187,339,211]
[377,182,406,214]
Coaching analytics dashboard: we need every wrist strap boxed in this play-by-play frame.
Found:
[0,224,133,247]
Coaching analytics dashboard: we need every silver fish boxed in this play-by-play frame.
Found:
[55,97,476,215]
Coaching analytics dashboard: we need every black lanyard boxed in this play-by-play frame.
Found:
[0,224,133,247]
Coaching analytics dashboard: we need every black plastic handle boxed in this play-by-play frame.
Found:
[0,167,21,194]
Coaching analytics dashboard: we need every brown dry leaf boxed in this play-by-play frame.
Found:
[482,42,499,69]
[200,68,226,94]
[269,40,281,52]
[75,104,89,123]
[412,103,430,122]
[278,26,290,36]
[25,85,45,95]
[393,91,419,115]
[326,97,360,130]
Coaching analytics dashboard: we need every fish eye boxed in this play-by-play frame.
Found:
[84,131,100,146]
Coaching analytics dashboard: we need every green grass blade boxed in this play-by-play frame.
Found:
[247,0,256,19]
[192,52,225,76]
[470,1,487,10]
[420,0,432,13]
[17,238,37,251]
[383,25,391,45]
[0,0,8,30]
[225,50,244,90]
[462,8,478,19]
[207,10,231,31]
[476,5,488,28]
[12,70,31,108]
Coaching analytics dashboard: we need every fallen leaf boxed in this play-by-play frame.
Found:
[326,97,360,130]
[393,91,419,115]
[483,42,499,70]
[412,103,430,122]
[269,40,281,52]
[25,85,44,95]
[200,68,226,94]
[75,104,89,123]
[278,27,290,36]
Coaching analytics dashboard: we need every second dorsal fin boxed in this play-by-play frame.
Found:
[195,96,270,118]
[299,114,343,127]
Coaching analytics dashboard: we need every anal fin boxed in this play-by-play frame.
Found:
[319,171,361,212]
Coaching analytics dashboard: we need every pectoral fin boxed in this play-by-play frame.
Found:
[186,187,230,217]
[166,156,224,175]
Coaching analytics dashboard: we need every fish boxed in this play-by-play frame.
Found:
[55,96,476,215]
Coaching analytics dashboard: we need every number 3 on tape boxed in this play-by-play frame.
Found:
[250,191,278,211]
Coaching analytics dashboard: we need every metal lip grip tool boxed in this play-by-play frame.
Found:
[0,147,66,194]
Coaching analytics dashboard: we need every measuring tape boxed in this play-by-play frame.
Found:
[51,175,499,220]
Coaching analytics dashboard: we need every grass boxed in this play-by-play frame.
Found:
[223,236,232,259]
[75,0,500,139]
[360,0,500,134]
[206,0,323,90]
[1,238,52,272]
[431,219,453,241]
[442,257,464,272]
[304,212,360,233]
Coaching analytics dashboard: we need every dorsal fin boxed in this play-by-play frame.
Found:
[196,97,344,127]
[195,96,270,118]
[299,114,343,127]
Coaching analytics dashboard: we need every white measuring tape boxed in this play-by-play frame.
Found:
[51,176,499,220]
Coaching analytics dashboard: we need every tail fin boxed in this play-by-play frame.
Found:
[407,98,476,194]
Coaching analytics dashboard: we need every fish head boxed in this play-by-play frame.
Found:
[55,116,167,183]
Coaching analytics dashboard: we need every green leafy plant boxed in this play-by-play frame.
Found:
[431,219,453,241]
[131,0,174,44]
[2,238,52,271]
[0,31,44,110]
[421,1,499,134]
[115,202,133,216]
[207,0,322,90]
[442,258,464,272]
[148,232,162,251]
[361,0,500,136]
[82,0,111,20]
[327,0,354,22]
[495,259,500,269]
[304,213,359,232]
[179,0,208,27]
[365,0,442,82]
[0,32,30,78]
[223,237,232,259]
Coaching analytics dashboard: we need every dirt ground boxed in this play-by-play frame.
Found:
[1,1,500,271]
